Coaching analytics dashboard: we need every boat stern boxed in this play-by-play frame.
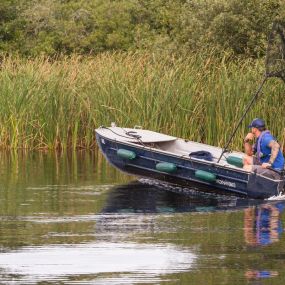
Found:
[247,172,284,199]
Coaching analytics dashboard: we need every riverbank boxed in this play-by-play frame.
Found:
[0,52,284,150]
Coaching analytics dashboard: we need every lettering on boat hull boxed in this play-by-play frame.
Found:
[216,179,236,188]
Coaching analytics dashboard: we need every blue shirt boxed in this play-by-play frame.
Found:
[255,133,284,170]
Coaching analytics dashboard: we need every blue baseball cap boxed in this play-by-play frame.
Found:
[248,118,265,128]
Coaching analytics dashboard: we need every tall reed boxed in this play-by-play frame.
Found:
[0,52,284,150]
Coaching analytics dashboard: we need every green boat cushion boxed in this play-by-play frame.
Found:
[117,149,136,160]
[195,170,216,182]
[156,162,177,173]
[226,156,243,168]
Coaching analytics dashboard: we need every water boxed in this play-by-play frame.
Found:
[0,151,285,284]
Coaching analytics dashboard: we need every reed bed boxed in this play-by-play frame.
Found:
[0,52,284,151]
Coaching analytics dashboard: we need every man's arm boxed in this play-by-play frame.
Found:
[261,140,280,168]
[244,133,254,156]
[268,140,280,164]
[244,141,253,156]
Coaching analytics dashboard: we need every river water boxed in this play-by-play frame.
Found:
[0,151,284,284]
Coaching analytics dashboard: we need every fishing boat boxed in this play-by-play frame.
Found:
[96,21,285,199]
[95,126,284,199]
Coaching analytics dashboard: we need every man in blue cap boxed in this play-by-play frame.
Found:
[243,118,284,179]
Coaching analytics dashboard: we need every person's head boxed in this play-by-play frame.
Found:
[248,118,266,137]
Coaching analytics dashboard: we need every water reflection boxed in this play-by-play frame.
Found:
[103,181,285,247]
[0,151,285,285]
[0,242,195,284]
[245,269,279,280]
[102,180,273,214]
[244,202,285,246]
[100,181,285,284]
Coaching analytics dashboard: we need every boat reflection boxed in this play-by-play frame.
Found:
[102,180,271,214]
[99,180,285,284]
[102,180,285,247]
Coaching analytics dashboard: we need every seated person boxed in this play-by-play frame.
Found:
[243,118,284,179]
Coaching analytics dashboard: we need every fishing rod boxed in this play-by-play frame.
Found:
[217,76,268,163]
[217,20,285,163]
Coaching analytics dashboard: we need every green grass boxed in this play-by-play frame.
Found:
[0,52,284,150]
